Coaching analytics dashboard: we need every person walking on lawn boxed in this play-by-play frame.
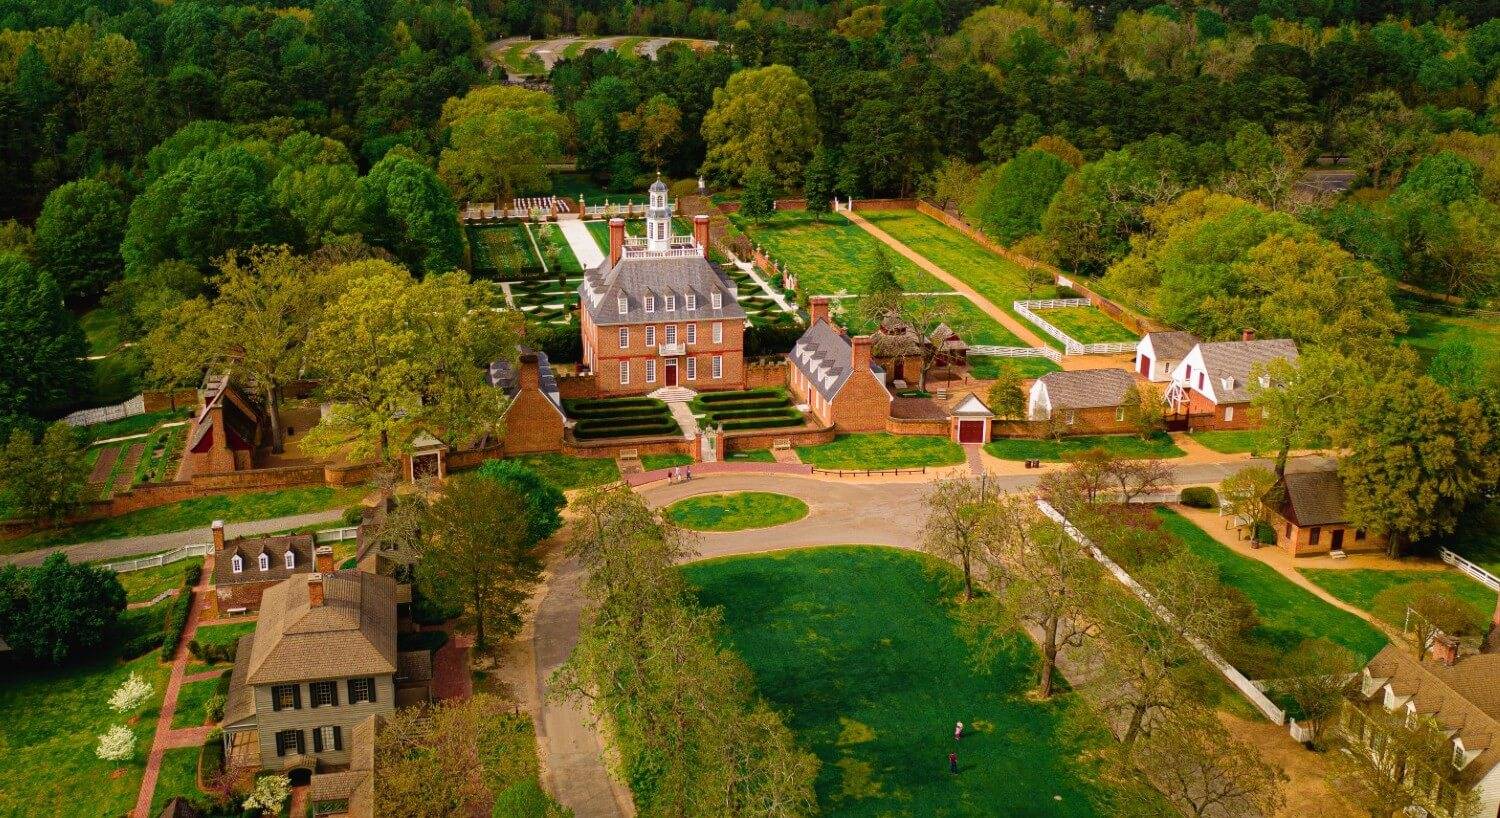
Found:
[954,721,963,741]
[948,751,959,774]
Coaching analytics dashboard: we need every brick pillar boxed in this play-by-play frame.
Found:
[809,296,831,326]
[308,574,325,607]
[212,520,226,551]
[314,545,334,573]
[518,352,541,390]
[693,215,710,257]
[609,218,625,267]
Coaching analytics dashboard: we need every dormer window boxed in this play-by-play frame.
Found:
[665,295,676,311]
[710,292,722,309]
[258,553,269,571]
[231,555,243,574]
[645,296,656,313]
[1258,374,1271,389]
[617,296,628,315]
[1454,740,1469,769]
[284,551,296,570]
[686,293,697,310]
[1221,376,1235,391]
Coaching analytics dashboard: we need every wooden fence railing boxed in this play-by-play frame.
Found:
[1440,548,1500,591]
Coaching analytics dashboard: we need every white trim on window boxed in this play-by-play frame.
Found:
[645,296,656,313]
[665,325,677,345]
[712,322,723,344]
[686,293,697,310]
[686,323,697,344]
[711,291,722,309]
[284,551,295,570]
[618,327,629,349]
[712,355,723,379]
[231,555,243,574]
[617,296,628,315]
[665,294,676,311]
[1115,406,1125,422]
[1224,405,1234,422]
[645,325,656,347]
[646,360,657,384]
[1066,411,1077,425]
[686,357,697,380]
[258,553,269,571]
[618,361,630,385]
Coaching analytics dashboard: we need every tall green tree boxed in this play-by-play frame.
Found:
[356,149,464,275]
[0,422,90,523]
[739,165,776,223]
[33,179,127,305]
[968,148,1071,244]
[702,65,819,185]
[802,146,836,220]
[0,553,125,665]
[0,254,88,437]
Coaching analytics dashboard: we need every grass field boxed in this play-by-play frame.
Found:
[116,558,200,605]
[967,354,1061,379]
[147,746,203,816]
[1,486,367,555]
[797,433,965,471]
[1158,509,1388,676]
[985,433,1185,462]
[170,674,223,729]
[530,223,584,273]
[79,409,187,443]
[734,211,944,296]
[666,491,808,532]
[469,224,542,277]
[1190,429,1275,455]
[1298,568,1496,630]
[859,210,1059,325]
[1032,306,1137,346]
[501,40,544,75]
[724,449,777,463]
[553,172,649,206]
[684,546,1159,816]
[506,453,620,490]
[1399,307,1500,366]
[641,454,693,471]
[79,305,126,357]
[0,603,172,816]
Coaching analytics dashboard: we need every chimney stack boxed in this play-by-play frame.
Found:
[212,520,226,552]
[1483,594,1500,655]
[852,335,874,371]
[518,351,541,390]
[608,218,625,267]
[809,296,831,327]
[1429,634,1460,666]
[1242,328,1257,342]
[693,215,710,258]
[314,545,334,574]
[308,573,325,607]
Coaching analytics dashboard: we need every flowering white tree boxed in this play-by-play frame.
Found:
[96,725,135,761]
[243,775,290,814]
[108,672,154,713]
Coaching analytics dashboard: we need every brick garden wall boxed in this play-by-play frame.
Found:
[850,198,919,212]
[745,361,789,389]
[724,425,835,453]
[555,373,599,399]
[884,416,948,436]
[563,437,693,459]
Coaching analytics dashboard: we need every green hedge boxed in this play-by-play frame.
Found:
[719,414,805,431]
[574,417,681,439]
[697,388,786,404]
[696,397,791,413]
[1180,486,1218,508]
[566,397,663,411]
[159,590,193,661]
[705,407,802,421]
[568,404,672,421]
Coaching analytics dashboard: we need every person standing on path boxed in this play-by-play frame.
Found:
[949,751,959,774]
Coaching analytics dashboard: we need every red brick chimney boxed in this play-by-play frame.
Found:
[693,215,710,257]
[518,352,541,390]
[212,520,226,551]
[1429,634,1460,666]
[851,335,874,372]
[1483,594,1500,655]
[308,573,325,607]
[608,218,625,267]
[314,545,334,573]
[809,296,831,326]
[1242,328,1257,342]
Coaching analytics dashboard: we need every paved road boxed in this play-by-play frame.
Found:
[2,508,347,567]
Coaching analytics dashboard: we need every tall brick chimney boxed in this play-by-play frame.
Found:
[308,573,325,607]
[693,215,710,257]
[212,520,226,551]
[314,545,334,573]
[1242,328,1257,342]
[1483,594,1500,655]
[608,218,625,267]
[851,335,874,372]
[809,296,831,326]
[518,351,541,390]
[1429,634,1460,666]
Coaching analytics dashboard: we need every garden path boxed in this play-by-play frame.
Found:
[844,210,1050,348]
[133,555,213,818]
[558,218,605,269]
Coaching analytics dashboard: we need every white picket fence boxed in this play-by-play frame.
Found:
[103,525,359,574]
[63,395,146,427]
[315,526,360,544]
[1440,548,1500,591]
[1013,299,1138,356]
[967,345,1064,363]
[1036,499,1288,725]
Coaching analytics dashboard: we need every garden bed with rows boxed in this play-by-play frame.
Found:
[691,388,805,431]
[564,397,681,439]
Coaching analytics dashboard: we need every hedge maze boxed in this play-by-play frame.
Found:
[691,388,805,431]
[564,396,682,440]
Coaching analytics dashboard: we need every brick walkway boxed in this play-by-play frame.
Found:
[132,556,214,818]
[964,444,985,476]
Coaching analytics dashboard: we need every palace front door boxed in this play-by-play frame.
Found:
[665,359,678,386]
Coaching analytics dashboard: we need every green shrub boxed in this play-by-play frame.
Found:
[697,388,785,404]
[341,506,365,526]
[188,637,237,665]
[160,590,193,661]
[719,415,806,431]
[204,693,226,724]
[492,780,568,818]
[573,417,680,439]
[120,630,163,659]
[1179,486,1218,508]
[181,563,201,587]
[567,404,671,421]
[566,397,662,411]
[412,584,464,625]
[1253,521,1276,544]
[199,729,226,781]
[704,407,800,421]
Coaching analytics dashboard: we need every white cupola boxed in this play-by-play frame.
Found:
[647,174,670,251]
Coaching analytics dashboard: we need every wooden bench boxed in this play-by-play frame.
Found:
[618,448,640,461]
[771,439,792,451]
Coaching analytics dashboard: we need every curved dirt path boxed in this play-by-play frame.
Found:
[844,210,1050,349]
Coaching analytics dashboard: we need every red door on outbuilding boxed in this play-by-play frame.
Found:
[1138,354,1152,378]
[957,420,986,443]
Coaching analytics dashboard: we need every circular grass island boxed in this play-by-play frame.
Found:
[665,491,809,532]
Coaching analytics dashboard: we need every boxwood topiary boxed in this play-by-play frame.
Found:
[1179,486,1218,508]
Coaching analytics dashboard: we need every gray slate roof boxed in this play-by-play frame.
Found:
[1144,331,1199,362]
[790,319,860,401]
[1278,469,1349,527]
[579,254,746,325]
[1036,368,1136,410]
[1196,339,1299,403]
[489,346,561,411]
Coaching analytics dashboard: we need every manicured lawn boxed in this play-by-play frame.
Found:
[79,409,186,443]
[171,673,224,729]
[469,224,541,276]
[116,557,201,605]
[860,210,1058,325]
[194,621,256,654]
[724,449,777,463]
[797,433,966,471]
[641,454,693,470]
[1400,307,1500,367]
[684,546,1159,816]
[666,491,809,532]
[78,304,126,356]
[89,346,147,405]
[734,211,944,295]
[0,603,172,816]
[506,453,620,490]
[1190,429,1275,455]
[967,354,1061,380]
[553,172,648,205]
[1434,501,1500,577]
[1031,306,1137,345]
[984,433,1185,462]
[501,40,543,75]
[530,223,583,273]
[1157,509,1388,676]
[0,486,367,555]
[1298,568,1497,630]
[147,746,202,816]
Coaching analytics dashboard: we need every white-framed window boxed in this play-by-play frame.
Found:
[618,361,630,385]
[1224,406,1234,422]
[645,325,656,347]
[711,291,722,309]
[712,355,723,379]
[645,295,656,313]
[310,680,337,707]
[665,294,676,311]
[1115,406,1125,422]
[347,677,376,704]
[665,325,677,345]
[258,553,269,571]
[313,725,342,753]
[231,555,243,574]
[646,360,657,383]
[686,293,697,310]
[686,323,697,344]
[618,327,629,349]
[686,357,697,380]
[284,551,295,570]
[712,322,723,344]
[617,296,628,315]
